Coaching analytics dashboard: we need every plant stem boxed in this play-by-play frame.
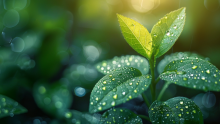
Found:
[149,56,156,102]
[155,77,161,84]
[157,82,170,101]
[138,114,150,122]
[141,93,150,108]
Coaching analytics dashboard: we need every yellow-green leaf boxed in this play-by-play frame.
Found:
[117,14,152,59]
[151,7,186,58]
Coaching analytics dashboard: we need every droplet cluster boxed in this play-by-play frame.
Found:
[0,94,27,118]
[99,108,142,124]
[149,97,203,124]
[160,57,220,92]
[96,55,149,75]
[89,67,151,113]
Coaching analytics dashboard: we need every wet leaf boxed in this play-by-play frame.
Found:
[89,67,151,113]
[157,52,207,74]
[117,14,152,59]
[160,57,220,92]
[33,82,73,117]
[149,97,203,124]
[0,94,27,118]
[99,108,142,124]
[151,7,186,58]
[96,55,149,75]
[64,110,100,124]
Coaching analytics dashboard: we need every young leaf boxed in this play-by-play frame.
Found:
[33,82,73,117]
[0,94,27,118]
[89,67,151,113]
[151,7,186,58]
[157,52,207,74]
[64,110,99,124]
[99,108,142,124]
[160,57,220,92]
[117,14,152,59]
[96,55,149,75]
[149,97,203,124]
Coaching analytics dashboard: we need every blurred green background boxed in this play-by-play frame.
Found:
[0,0,220,123]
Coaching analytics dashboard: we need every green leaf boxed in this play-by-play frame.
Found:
[151,7,186,58]
[117,14,152,59]
[96,55,149,75]
[99,108,142,124]
[0,94,27,118]
[64,110,99,124]
[149,97,203,124]
[160,57,220,92]
[89,67,151,113]
[33,82,73,117]
[157,52,207,74]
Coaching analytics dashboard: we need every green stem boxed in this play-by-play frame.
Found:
[141,93,150,108]
[157,82,170,101]
[149,56,156,102]
[155,77,161,85]
[138,114,150,122]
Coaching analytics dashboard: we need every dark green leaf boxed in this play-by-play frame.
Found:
[96,55,149,75]
[149,97,203,124]
[33,82,73,117]
[0,94,27,118]
[99,108,142,124]
[157,52,207,74]
[89,67,151,113]
[151,7,186,58]
[160,57,220,92]
[64,110,99,124]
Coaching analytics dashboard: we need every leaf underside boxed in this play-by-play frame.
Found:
[149,97,203,124]
[0,94,27,118]
[157,52,207,74]
[151,7,186,58]
[89,67,151,113]
[96,55,149,75]
[160,57,220,92]
[117,14,152,59]
[100,108,142,124]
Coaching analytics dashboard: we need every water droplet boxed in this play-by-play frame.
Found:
[166,31,170,36]
[185,106,188,108]
[206,70,210,74]
[215,81,218,84]
[164,16,167,19]
[103,81,107,84]
[3,10,20,28]
[112,78,115,81]
[153,34,157,37]
[102,87,106,90]
[90,102,93,105]
[113,95,117,99]
[128,95,132,99]
[122,92,125,95]
[102,62,107,66]
[10,37,25,52]
[111,101,115,106]
[193,110,196,113]
[109,75,112,77]
[183,77,188,81]
[201,76,206,80]
[129,82,132,86]
[167,114,169,116]
[98,106,102,110]
[134,90,137,93]
[102,102,106,106]
[96,97,99,101]
[180,101,183,104]
[173,25,177,29]
[178,114,181,117]
[192,65,198,69]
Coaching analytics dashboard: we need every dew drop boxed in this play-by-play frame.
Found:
[112,78,115,81]
[134,90,137,93]
[129,82,132,86]
[201,76,206,80]
[102,102,106,106]
[111,101,115,106]
[192,65,198,69]
[98,106,102,110]
[109,75,112,77]
[96,97,99,101]
[206,70,210,74]
[128,95,132,99]
[103,81,107,84]
[166,31,170,36]
[113,94,117,99]
[102,87,106,90]
[173,25,177,29]
[183,77,188,81]
[90,102,93,105]
[180,101,183,104]
[122,92,125,95]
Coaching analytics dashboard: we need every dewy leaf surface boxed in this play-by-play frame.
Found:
[0,94,27,118]
[117,14,152,59]
[96,55,149,75]
[99,108,142,124]
[149,97,203,124]
[89,67,151,113]
[157,52,207,74]
[160,57,220,92]
[33,82,73,117]
[151,7,186,58]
